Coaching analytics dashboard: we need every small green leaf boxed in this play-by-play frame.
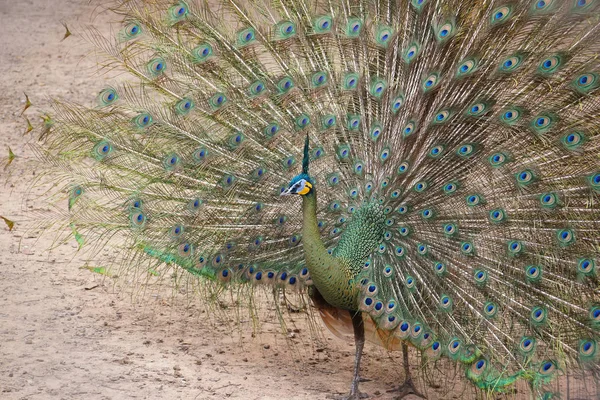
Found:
[1,216,15,231]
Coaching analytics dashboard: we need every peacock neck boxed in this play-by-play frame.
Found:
[302,189,359,310]
[301,190,326,256]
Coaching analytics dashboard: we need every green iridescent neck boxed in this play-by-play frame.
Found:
[302,189,359,310]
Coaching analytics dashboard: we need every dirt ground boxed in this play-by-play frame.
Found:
[0,1,421,399]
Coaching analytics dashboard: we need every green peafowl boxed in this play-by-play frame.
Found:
[17,0,600,398]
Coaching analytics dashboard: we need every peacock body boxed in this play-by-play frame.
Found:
[17,0,600,398]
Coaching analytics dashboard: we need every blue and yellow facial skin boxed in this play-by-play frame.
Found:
[297,181,312,195]
[282,174,313,196]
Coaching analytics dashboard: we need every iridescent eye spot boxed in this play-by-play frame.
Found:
[462,242,475,256]
[579,258,595,276]
[541,56,560,74]
[429,144,445,158]
[398,162,409,173]
[562,131,586,151]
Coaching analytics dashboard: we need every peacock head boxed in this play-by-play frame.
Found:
[281,134,314,196]
[281,174,313,196]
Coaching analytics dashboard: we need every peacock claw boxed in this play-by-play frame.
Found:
[388,378,426,399]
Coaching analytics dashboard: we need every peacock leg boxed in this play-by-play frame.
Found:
[389,342,425,399]
[335,310,367,400]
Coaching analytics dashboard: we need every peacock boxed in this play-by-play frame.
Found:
[12,0,600,398]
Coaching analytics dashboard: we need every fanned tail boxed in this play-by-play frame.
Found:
[18,0,600,398]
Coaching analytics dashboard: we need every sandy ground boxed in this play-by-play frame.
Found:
[0,1,421,399]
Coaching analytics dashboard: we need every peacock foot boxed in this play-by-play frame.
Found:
[327,390,368,400]
[388,378,426,399]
